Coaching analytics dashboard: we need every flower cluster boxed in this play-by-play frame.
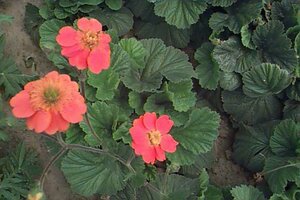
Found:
[10,17,178,164]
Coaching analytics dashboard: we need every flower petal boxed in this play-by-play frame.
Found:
[156,115,174,135]
[56,26,78,47]
[61,44,82,58]
[130,126,148,144]
[141,146,156,164]
[10,91,35,118]
[77,17,102,32]
[68,49,89,69]
[60,100,86,123]
[26,111,52,133]
[100,33,111,45]
[143,112,157,130]
[155,146,166,162]
[45,112,69,135]
[87,46,110,74]
[160,134,178,153]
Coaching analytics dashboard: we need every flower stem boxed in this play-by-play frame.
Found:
[39,146,67,188]
[78,71,103,146]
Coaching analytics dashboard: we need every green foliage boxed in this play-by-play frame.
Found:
[0,143,40,199]
[242,63,292,98]
[0,35,35,98]
[230,185,265,200]
[195,43,220,90]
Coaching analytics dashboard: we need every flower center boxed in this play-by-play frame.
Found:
[43,87,60,105]
[82,31,99,49]
[147,130,161,146]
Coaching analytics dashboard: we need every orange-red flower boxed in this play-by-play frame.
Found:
[129,112,179,164]
[56,17,111,74]
[10,71,86,135]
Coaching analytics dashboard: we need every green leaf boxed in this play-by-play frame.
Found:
[219,71,241,91]
[119,38,146,68]
[242,63,292,98]
[172,107,220,155]
[241,24,256,49]
[287,81,300,101]
[209,0,262,34]
[195,43,220,90]
[112,122,132,144]
[252,20,298,72]
[87,68,120,101]
[164,81,196,112]
[138,174,198,199]
[213,37,260,73]
[233,121,277,172]
[143,93,169,114]
[61,149,130,196]
[197,168,223,200]
[284,100,300,123]
[153,0,207,29]
[231,185,265,200]
[128,91,145,115]
[121,39,195,92]
[222,90,282,125]
[0,51,35,98]
[167,145,196,166]
[80,102,128,147]
[90,7,133,36]
[109,44,131,73]
[105,0,122,10]
[271,1,298,29]
[135,20,191,48]
[270,119,300,157]
[263,156,300,193]
[65,124,86,144]
[0,14,13,24]
[78,0,104,6]
[209,0,237,7]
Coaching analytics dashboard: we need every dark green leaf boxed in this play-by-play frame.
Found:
[222,90,282,125]
[219,71,241,91]
[242,63,292,97]
[213,37,260,73]
[231,185,265,200]
[195,43,220,90]
[105,0,122,10]
[172,107,220,155]
[153,0,207,29]
[252,20,298,72]
[270,119,300,157]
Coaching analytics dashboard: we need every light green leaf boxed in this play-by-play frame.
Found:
[219,71,241,91]
[270,119,300,157]
[222,90,282,125]
[121,39,195,92]
[242,63,292,98]
[164,81,196,112]
[231,185,265,200]
[87,68,120,101]
[138,174,198,199]
[195,43,220,90]
[153,0,207,29]
[233,121,277,172]
[213,37,260,73]
[172,107,220,155]
[105,0,122,10]
[0,14,13,24]
[263,156,300,193]
[135,20,190,48]
[119,38,146,68]
[252,20,298,72]
[90,7,133,36]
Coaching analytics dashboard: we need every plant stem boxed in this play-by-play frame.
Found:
[261,163,299,176]
[39,147,67,188]
[78,71,103,146]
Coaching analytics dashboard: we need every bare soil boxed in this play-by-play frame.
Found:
[0,0,250,199]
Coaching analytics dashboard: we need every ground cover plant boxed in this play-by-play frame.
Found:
[0,0,299,199]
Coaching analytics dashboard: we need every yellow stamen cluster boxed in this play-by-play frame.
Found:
[147,130,161,146]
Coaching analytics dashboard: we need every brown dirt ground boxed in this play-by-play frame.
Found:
[0,0,250,199]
